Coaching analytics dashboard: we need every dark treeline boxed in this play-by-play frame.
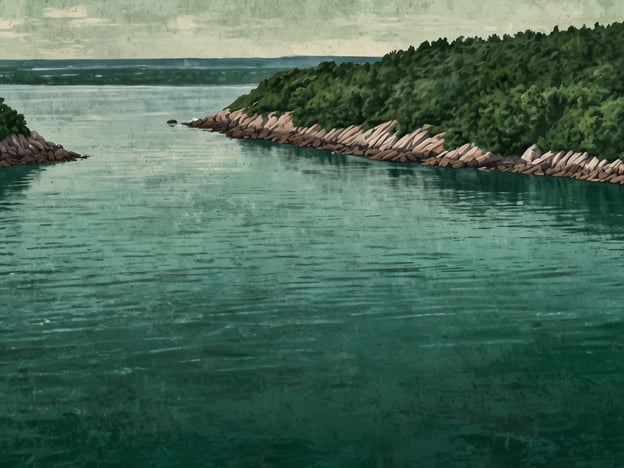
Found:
[230,22,624,160]
[0,98,29,140]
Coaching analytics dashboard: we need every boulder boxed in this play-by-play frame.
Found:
[475,152,503,167]
[404,152,420,162]
[563,152,582,168]
[339,125,361,144]
[554,151,574,170]
[393,130,419,149]
[520,144,542,163]
[421,157,438,166]
[585,157,600,172]
[365,120,397,147]
[464,145,484,161]
[595,159,608,171]
[30,130,44,142]
[31,139,45,151]
[367,128,393,148]
[522,166,541,175]
[404,130,430,151]
[8,135,20,150]
[264,115,280,132]
[549,151,566,167]
[606,159,623,175]
[452,143,471,157]
[54,148,69,160]
[459,150,478,163]
[381,150,399,161]
[438,157,452,167]
[532,151,555,167]
[248,114,265,130]
[17,134,30,148]
[324,128,340,141]
[377,133,400,151]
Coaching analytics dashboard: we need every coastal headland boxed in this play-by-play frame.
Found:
[0,131,86,167]
[184,109,624,184]
[184,22,624,184]
[0,96,86,167]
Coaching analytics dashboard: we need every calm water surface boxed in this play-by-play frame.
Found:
[1,85,624,467]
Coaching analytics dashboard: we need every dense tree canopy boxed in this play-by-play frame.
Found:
[230,22,624,160]
[0,98,30,141]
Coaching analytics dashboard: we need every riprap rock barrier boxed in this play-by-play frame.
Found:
[184,109,624,184]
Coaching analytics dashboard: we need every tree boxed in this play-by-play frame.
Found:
[0,97,30,141]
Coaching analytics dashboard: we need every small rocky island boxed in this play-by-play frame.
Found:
[183,22,624,185]
[0,97,86,167]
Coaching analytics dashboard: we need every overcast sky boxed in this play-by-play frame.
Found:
[0,0,622,58]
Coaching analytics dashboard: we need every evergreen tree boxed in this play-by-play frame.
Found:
[229,22,624,160]
[0,98,30,141]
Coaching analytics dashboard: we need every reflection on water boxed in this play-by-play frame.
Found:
[421,166,624,235]
[1,85,624,466]
[0,165,44,206]
[241,140,624,233]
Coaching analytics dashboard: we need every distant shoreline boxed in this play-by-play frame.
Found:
[0,57,381,86]
[184,108,624,185]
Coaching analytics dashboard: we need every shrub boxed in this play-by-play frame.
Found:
[0,97,30,141]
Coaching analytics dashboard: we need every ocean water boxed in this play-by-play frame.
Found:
[0,58,379,86]
[1,83,624,467]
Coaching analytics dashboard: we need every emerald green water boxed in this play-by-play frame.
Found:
[1,85,624,467]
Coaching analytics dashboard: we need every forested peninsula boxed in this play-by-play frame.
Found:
[0,98,85,166]
[187,22,624,184]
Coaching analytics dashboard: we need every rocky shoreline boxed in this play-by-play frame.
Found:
[0,131,86,167]
[184,108,624,185]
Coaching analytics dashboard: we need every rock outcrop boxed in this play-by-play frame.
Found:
[184,109,624,185]
[0,131,86,167]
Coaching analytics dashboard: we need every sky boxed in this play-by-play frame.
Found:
[0,0,623,59]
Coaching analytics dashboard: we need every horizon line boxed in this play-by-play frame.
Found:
[0,55,383,61]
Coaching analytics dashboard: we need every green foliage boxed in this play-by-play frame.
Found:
[229,22,624,159]
[0,97,30,141]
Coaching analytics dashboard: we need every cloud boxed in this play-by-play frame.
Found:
[0,18,18,30]
[167,16,198,32]
[68,17,111,28]
[43,6,89,19]
[0,31,26,39]
[2,0,624,59]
